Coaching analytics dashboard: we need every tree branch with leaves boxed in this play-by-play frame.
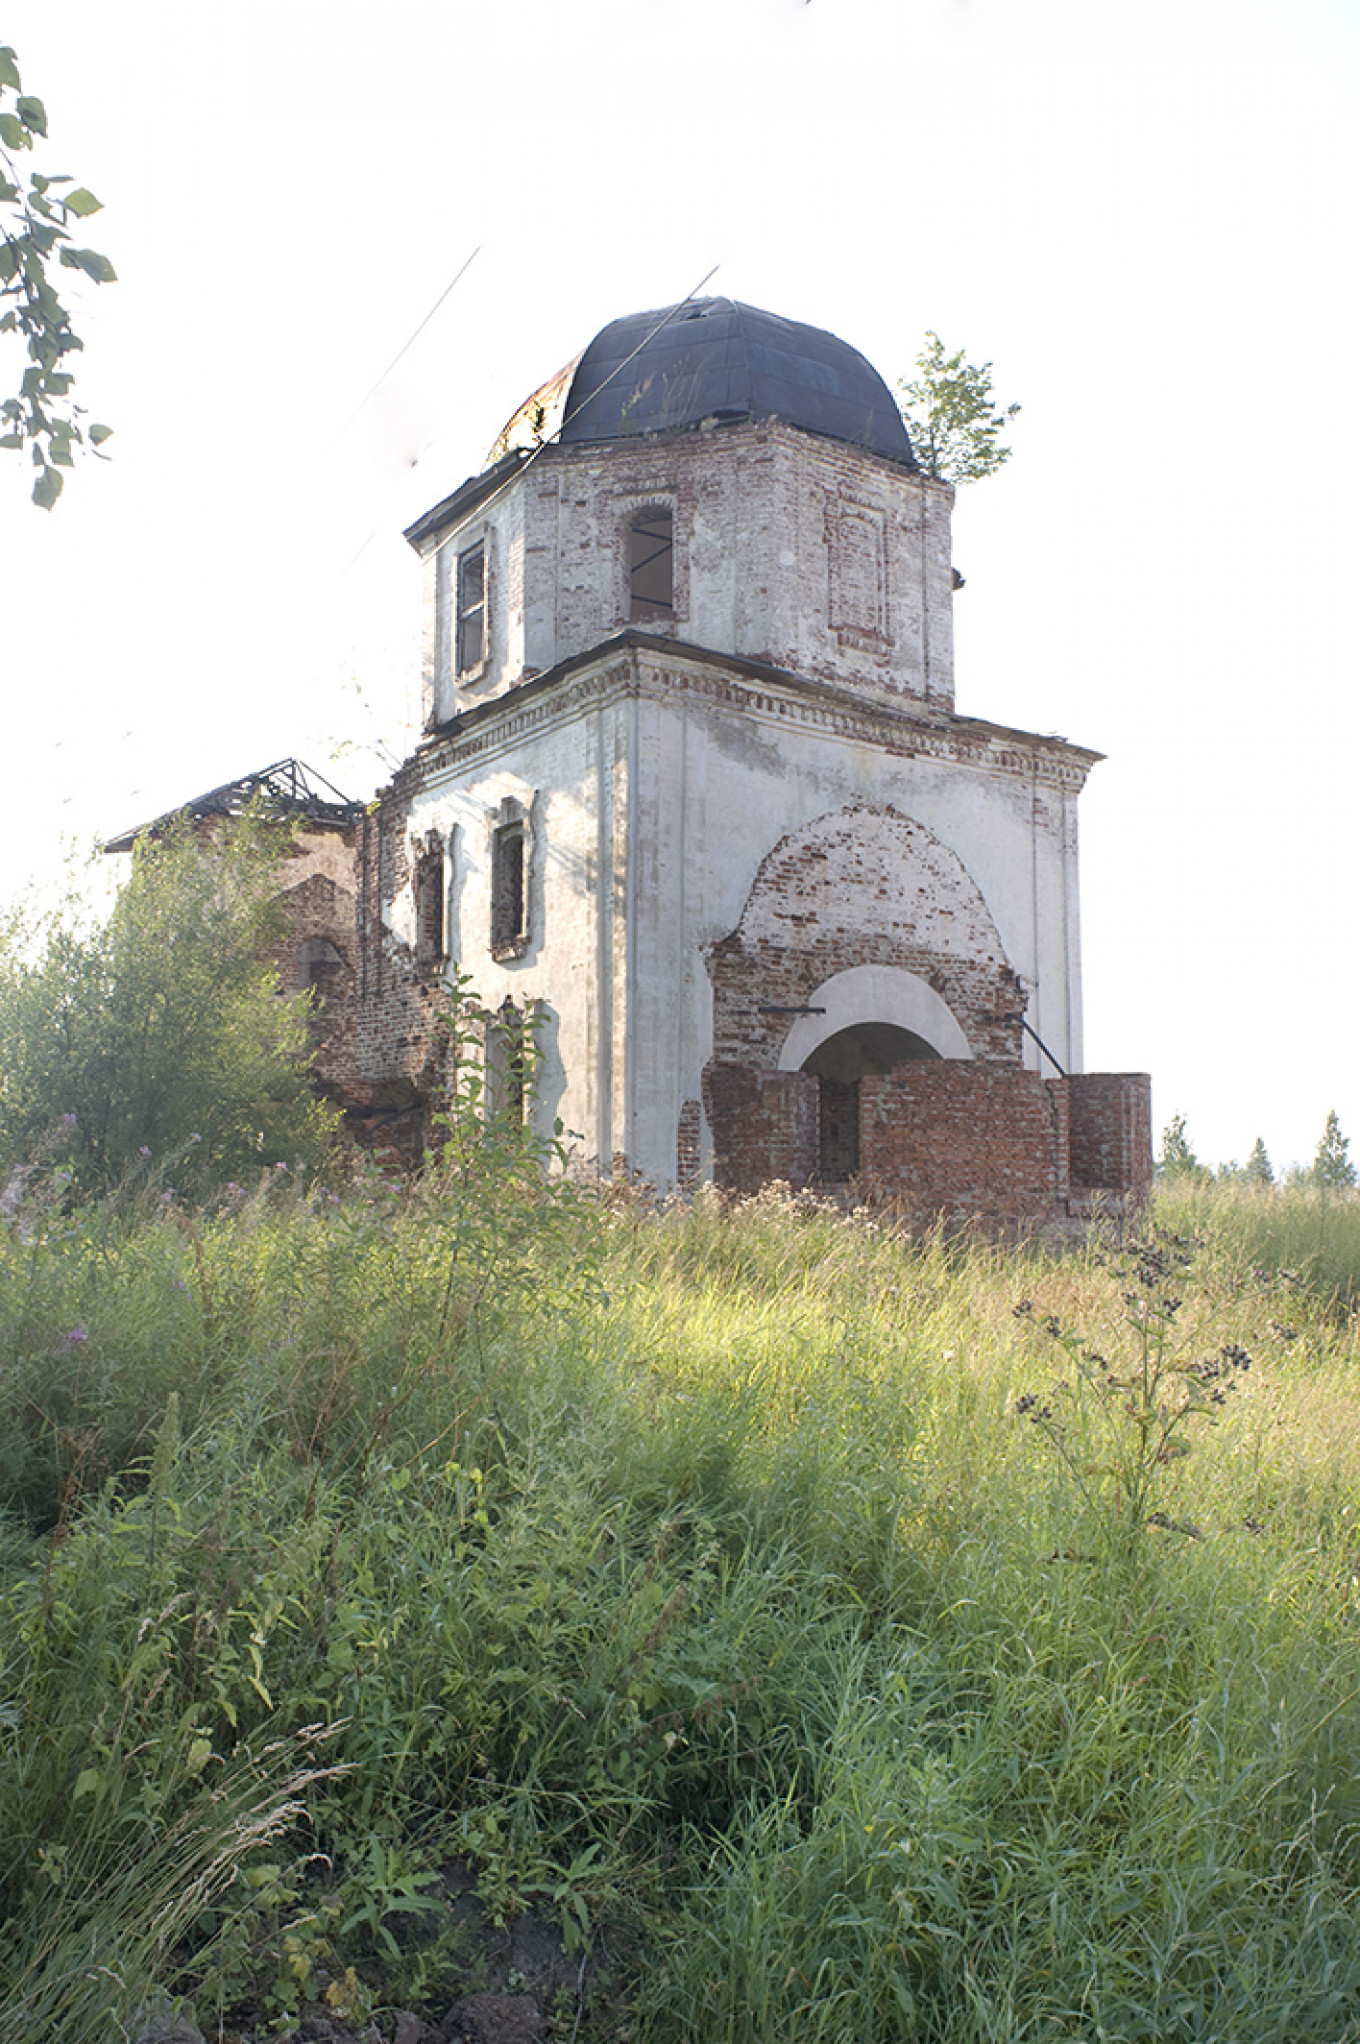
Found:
[898,332,1019,485]
[0,42,114,507]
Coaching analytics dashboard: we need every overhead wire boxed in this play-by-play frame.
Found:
[336,259,720,587]
[334,246,482,445]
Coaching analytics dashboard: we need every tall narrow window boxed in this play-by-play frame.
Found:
[413,833,445,967]
[491,819,527,956]
[457,541,486,672]
[628,509,673,621]
[486,997,526,1125]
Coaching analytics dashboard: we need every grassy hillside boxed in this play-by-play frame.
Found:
[3,1161,1360,2041]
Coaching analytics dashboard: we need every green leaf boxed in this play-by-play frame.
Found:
[64,247,116,284]
[32,463,63,508]
[0,49,21,92]
[73,1765,102,1801]
[16,96,47,137]
[0,112,28,149]
[0,431,24,449]
[63,186,103,218]
[88,422,113,446]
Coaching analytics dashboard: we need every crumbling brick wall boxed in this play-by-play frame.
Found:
[320,809,451,1158]
[708,804,1025,1072]
[704,1065,819,1193]
[859,1062,1071,1224]
[1067,1072,1154,1199]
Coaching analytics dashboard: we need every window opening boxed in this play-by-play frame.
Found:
[489,997,527,1124]
[298,938,345,1001]
[457,542,486,672]
[491,820,527,955]
[413,834,446,967]
[628,509,674,621]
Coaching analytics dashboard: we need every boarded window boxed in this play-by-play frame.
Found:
[457,542,486,672]
[628,509,674,621]
[491,820,527,955]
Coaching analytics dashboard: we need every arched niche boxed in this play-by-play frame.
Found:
[775,963,971,1181]
[776,963,974,1071]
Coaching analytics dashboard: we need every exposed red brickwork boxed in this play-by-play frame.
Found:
[277,643,1148,1207]
[275,866,359,1101]
[677,1098,702,1191]
[316,812,450,1158]
[1067,1073,1154,1199]
[708,804,1024,1073]
[704,1065,818,1193]
[859,1063,1070,1223]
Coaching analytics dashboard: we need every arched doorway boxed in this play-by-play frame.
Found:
[801,1021,940,1180]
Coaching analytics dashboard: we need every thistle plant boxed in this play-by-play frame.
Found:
[1013,1232,1251,1550]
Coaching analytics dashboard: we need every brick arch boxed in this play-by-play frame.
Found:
[707,803,1023,1072]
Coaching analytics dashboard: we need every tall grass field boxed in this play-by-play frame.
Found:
[3,1159,1360,2041]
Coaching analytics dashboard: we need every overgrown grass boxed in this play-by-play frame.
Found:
[1160,1172,1360,1310]
[3,1169,1360,2039]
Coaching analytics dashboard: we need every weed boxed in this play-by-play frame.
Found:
[1012,1230,1253,1550]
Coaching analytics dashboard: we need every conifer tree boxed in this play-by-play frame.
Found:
[1245,1137,1274,1186]
[1158,1111,1200,1178]
[1311,1110,1356,1191]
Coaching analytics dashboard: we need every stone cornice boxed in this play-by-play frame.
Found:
[381,631,1100,804]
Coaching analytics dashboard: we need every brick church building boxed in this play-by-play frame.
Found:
[113,299,1151,1224]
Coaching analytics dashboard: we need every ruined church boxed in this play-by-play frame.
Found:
[118,300,1152,1222]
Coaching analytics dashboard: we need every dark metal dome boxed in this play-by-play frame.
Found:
[497,300,917,469]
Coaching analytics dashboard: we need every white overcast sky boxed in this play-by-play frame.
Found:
[2,0,1357,1174]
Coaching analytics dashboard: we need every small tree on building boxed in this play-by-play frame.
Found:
[897,333,1020,485]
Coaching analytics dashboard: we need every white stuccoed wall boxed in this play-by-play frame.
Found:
[387,403,1095,1188]
[383,639,1093,1187]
